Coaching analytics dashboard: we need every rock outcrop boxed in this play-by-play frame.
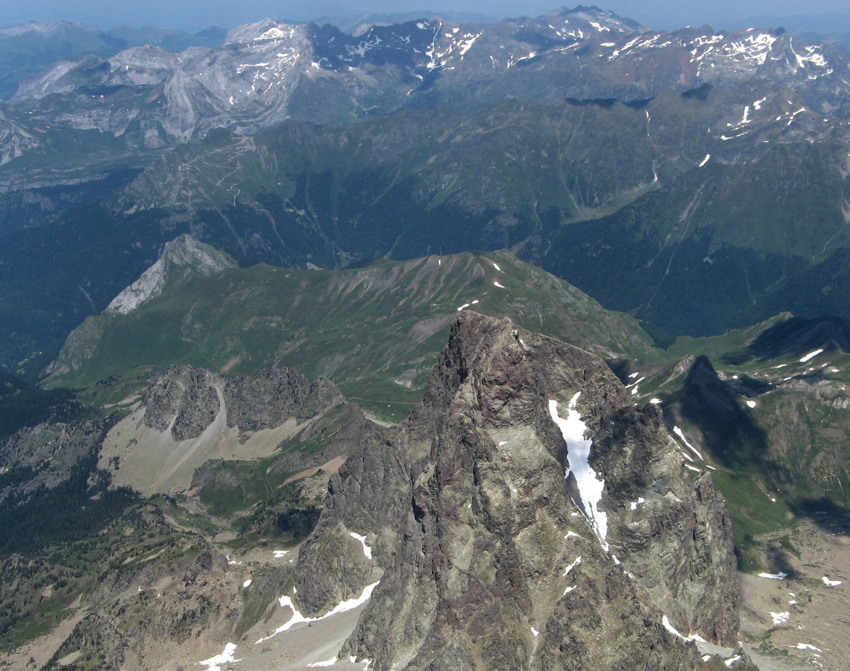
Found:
[142,364,343,440]
[293,312,741,669]
[223,368,343,429]
[100,364,349,496]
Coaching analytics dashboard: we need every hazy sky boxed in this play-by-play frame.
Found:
[2,1,849,33]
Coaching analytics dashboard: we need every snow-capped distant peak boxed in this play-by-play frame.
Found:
[224,20,301,46]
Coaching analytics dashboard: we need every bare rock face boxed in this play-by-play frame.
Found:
[143,365,220,440]
[293,312,740,669]
[223,368,342,429]
[143,365,342,440]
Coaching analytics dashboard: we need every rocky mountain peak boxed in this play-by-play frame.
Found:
[291,312,741,669]
[551,4,645,32]
[675,355,744,417]
[223,19,305,46]
[106,234,235,315]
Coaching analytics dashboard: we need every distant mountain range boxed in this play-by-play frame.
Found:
[2,5,850,378]
[0,21,226,99]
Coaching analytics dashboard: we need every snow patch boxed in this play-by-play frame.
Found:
[650,398,662,404]
[625,376,645,389]
[795,643,822,652]
[493,281,506,289]
[563,585,576,595]
[673,426,705,461]
[457,33,480,56]
[349,532,373,560]
[759,572,787,580]
[746,400,757,408]
[662,615,707,643]
[531,627,539,637]
[630,497,645,511]
[800,349,824,363]
[549,396,608,549]
[242,579,252,588]
[257,26,295,41]
[200,643,240,671]
[725,656,743,668]
[256,582,380,644]
[699,154,711,167]
[723,32,776,66]
[786,107,806,126]
[308,658,338,668]
[822,576,843,586]
[563,556,582,577]
[273,550,289,559]
[771,611,790,625]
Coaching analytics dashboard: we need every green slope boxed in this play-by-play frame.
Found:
[613,314,850,569]
[6,90,850,376]
[47,250,654,417]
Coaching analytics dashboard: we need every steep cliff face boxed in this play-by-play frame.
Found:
[292,312,740,669]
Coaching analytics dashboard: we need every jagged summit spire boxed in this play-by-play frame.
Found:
[292,312,741,669]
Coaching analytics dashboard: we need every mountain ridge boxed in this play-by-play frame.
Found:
[47,245,655,421]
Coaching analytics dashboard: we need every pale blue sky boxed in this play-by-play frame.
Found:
[2,1,848,33]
